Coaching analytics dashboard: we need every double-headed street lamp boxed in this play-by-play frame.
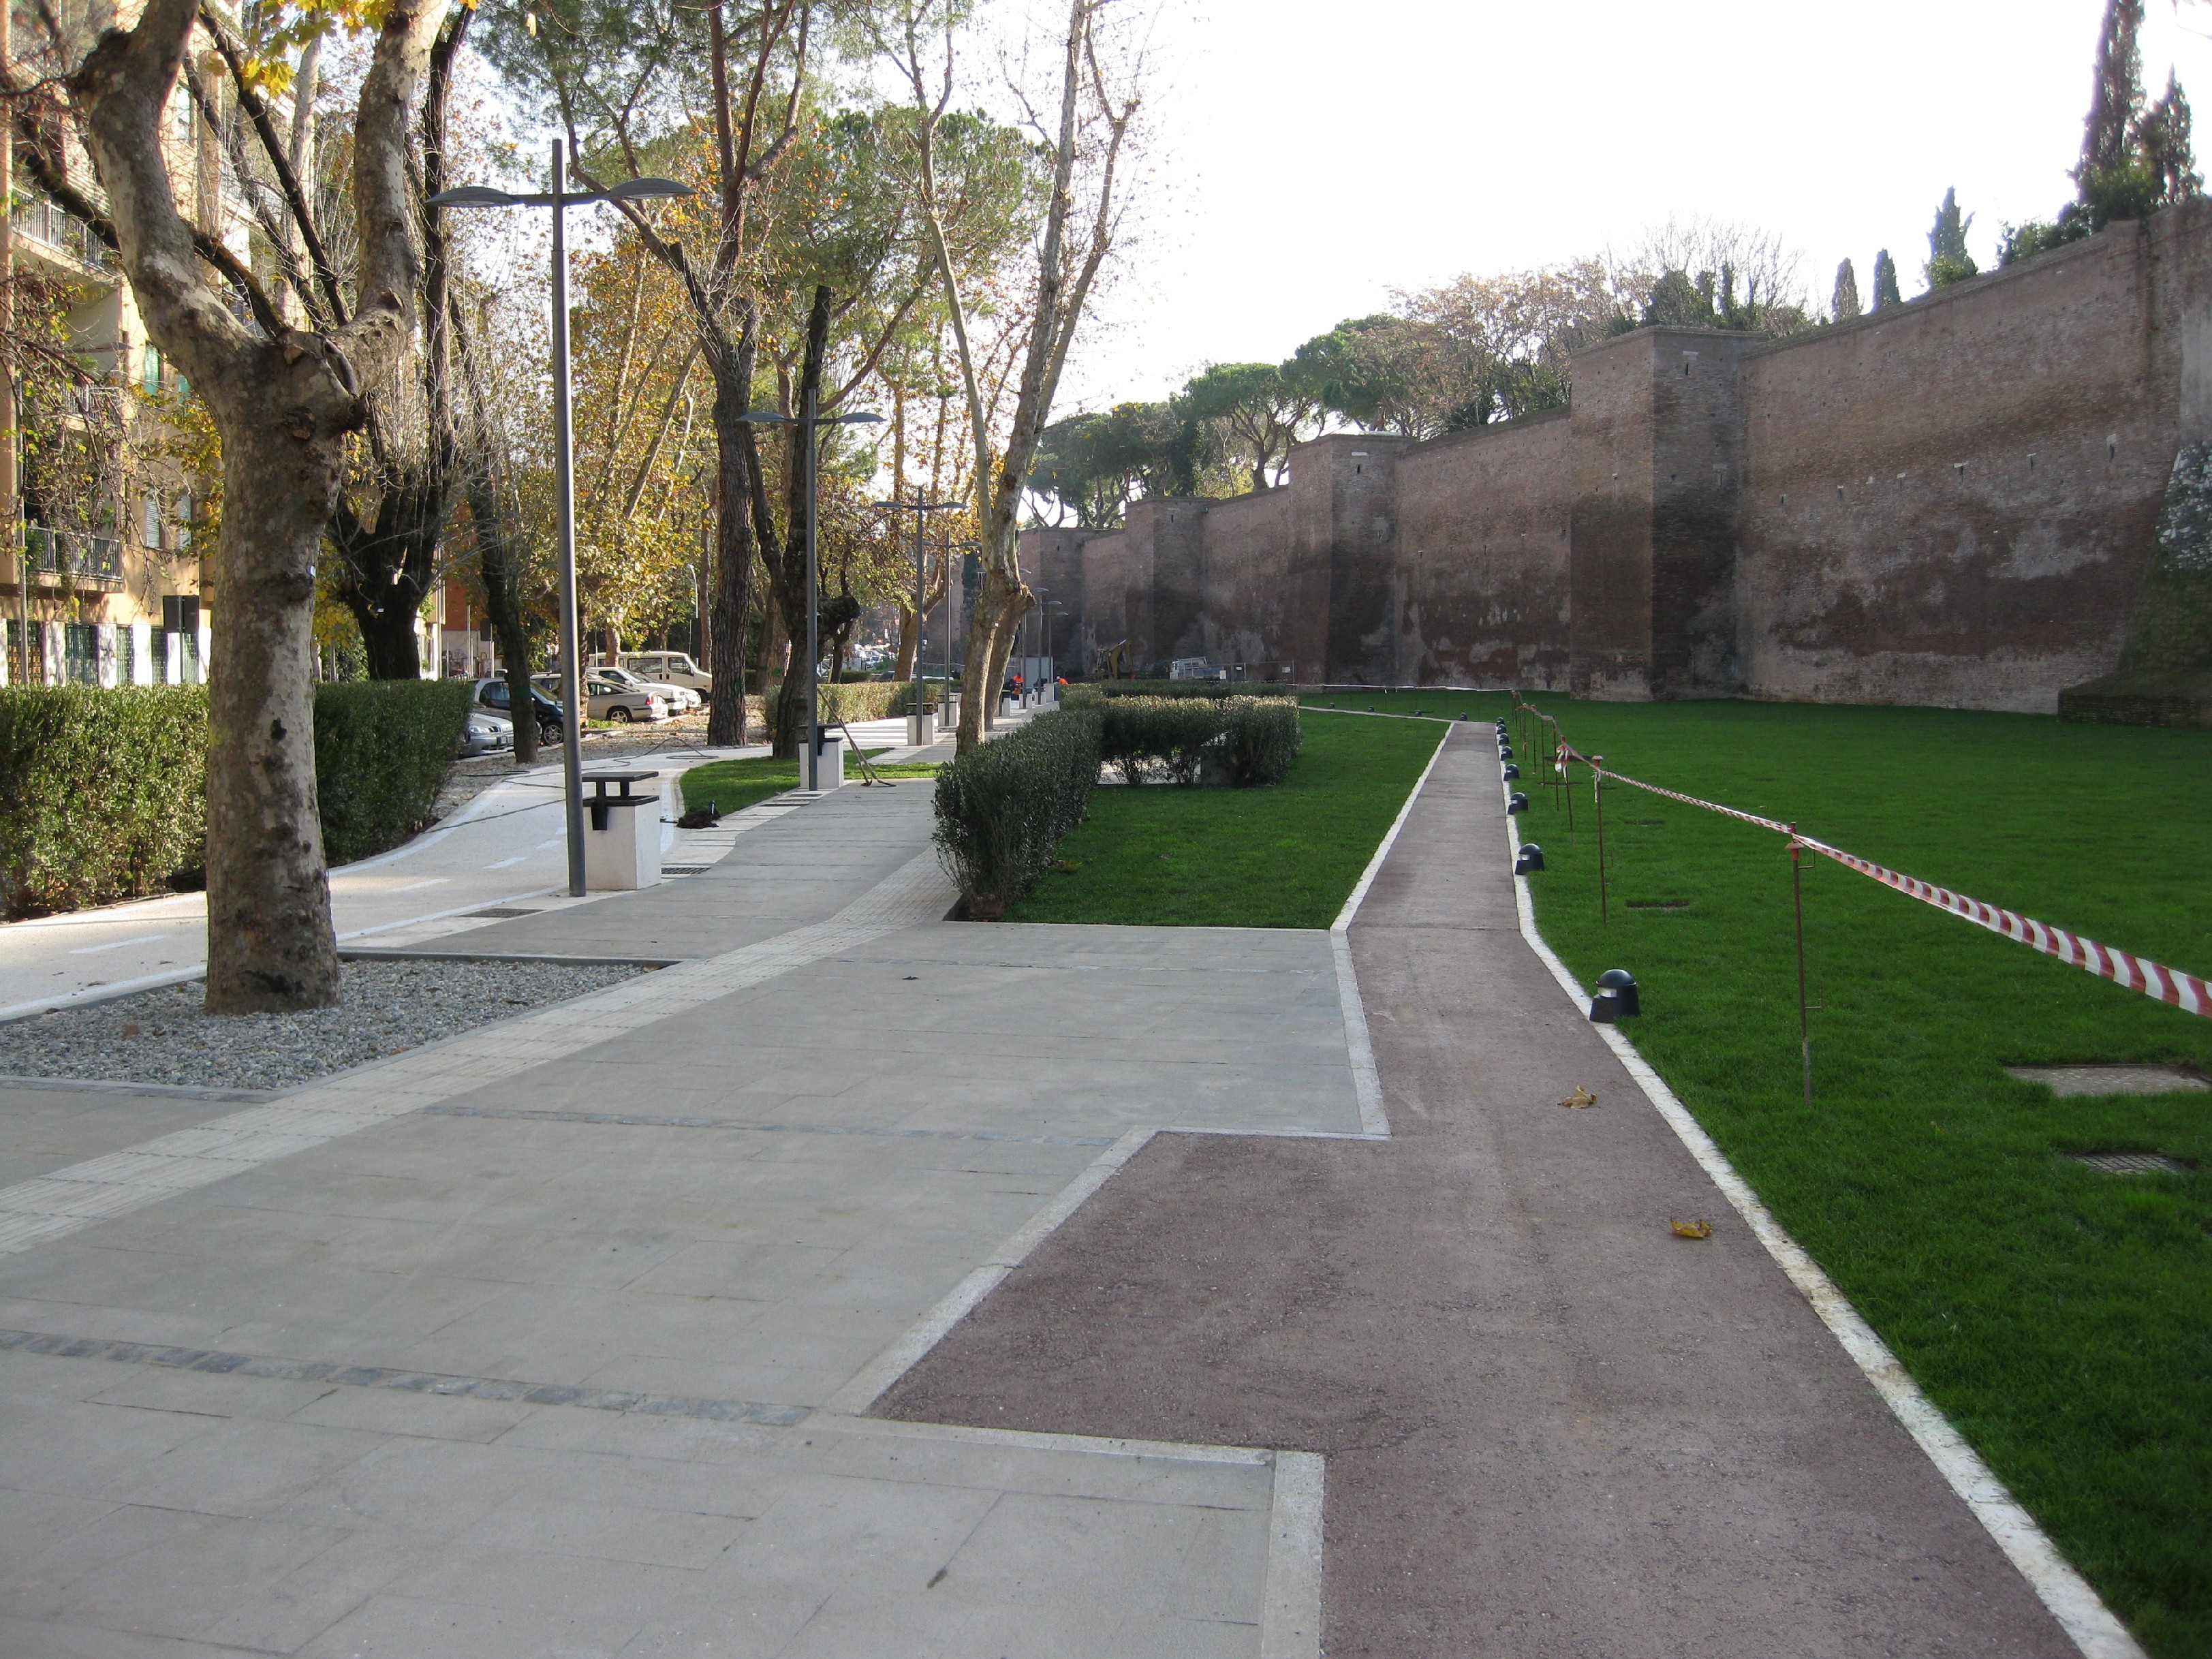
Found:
[429,140,692,897]
[875,497,961,744]
[738,405,882,790]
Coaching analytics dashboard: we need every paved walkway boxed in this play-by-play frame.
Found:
[0,757,1344,1655]
[877,726,2085,1658]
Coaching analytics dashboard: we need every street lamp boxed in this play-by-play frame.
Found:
[737,405,884,789]
[875,497,961,745]
[429,142,693,897]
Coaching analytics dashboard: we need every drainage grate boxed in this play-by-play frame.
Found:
[661,865,711,876]
[2069,1150,2194,1176]
[465,907,542,919]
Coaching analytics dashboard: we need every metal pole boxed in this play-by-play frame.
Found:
[1593,758,1608,926]
[549,139,586,897]
[802,384,820,792]
[911,505,925,740]
[1792,826,1811,1108]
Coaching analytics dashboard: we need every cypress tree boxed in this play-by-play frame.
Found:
[1832,259,1861,320]
[1872,250,1902,311]
[1926,189,1978,287]
[2080,0,2146,184]
[2135,71,2202,204]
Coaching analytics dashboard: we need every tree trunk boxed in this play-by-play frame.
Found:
[956,565,1025,748]
[354,598,422,679]
[894,602,917,681]
[469,476,538,764]
[704,324,758,747]
[202,392,344,1012]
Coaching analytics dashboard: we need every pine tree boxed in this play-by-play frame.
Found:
[1872,250,1902,311]
[1926,188,1978,287]
[1832,259,1861,320]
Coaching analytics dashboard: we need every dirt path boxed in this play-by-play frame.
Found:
[876,727,2076,1658]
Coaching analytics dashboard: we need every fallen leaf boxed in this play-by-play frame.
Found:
[1559,1087,1598,1110]
[1670,1218,1713,1240]
[121,1022,142,1038]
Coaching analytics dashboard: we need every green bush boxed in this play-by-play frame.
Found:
[313,679,475,864]
[1218,696,1303,786]
[1063,680,1294,709]
[1095,695,1300,787]
[933,708,1102,918]
[769,679,914,724]
[0,685,210,918]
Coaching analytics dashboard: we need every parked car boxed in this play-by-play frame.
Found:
[457,709,513,758]
[534,671,668,724]
[620,651,712,700]
[595,662,701,713]
[473,677,565,745]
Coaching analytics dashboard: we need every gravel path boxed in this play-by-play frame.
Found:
[0,957,646,1092]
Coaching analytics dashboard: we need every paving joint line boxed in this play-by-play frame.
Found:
[419,1102,1117,1147]
[0,1325,809,1425]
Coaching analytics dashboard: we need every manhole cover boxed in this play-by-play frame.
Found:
[661,865,711,877]
[2007,1065,2209,1097]
[465,908,542,919]
[2069,1151,2194,1176]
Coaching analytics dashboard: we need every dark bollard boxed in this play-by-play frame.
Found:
[1590,968,1640,1022]
[1514,843,1544,875]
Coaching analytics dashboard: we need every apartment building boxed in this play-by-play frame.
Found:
[0,1,231,689]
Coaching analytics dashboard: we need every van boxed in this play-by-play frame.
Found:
[621,651,712,699]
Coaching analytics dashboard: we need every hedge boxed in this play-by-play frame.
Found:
[313,680,476,864]
[1097,695,1301,787]
[0,685,210,919]
[1062,681,1295,707]
[0,679,475,918]
[933,708,1102,918]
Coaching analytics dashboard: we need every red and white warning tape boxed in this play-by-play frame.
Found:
[1510,695,2212,1021]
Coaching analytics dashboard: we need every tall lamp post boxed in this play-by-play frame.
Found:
[738,404,882,790]
[429,141,693,897]
[876,496,961,744]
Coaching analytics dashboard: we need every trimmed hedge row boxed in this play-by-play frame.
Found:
[0,680,476,918]
[933,708,1102,918]
[0,685,211,919]
[313,680,476,864]
[1062,681,1294,707]
[1099,696,1301,788]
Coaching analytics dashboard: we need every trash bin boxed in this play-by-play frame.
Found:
[580,770,661,890]
[807,728,845,791]
[907,704,935,745]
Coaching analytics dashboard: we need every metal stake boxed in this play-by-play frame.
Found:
[1593,758,1608,926]
[1791,825,1812,1108]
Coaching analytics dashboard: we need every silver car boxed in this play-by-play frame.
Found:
[456,709,514,757]
[533,672,668,724]
[596,662,701,712]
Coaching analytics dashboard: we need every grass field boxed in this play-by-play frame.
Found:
[679,751,937,815]
[1310,688,2212,1655]
[1006,710,1444,928]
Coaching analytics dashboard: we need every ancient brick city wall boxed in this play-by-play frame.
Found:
[1021,203,2212,712]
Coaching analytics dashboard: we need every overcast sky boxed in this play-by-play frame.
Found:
[1054,0,2212,410]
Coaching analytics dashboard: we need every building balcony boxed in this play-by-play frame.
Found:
[12,195,119,280]
[16,525,125,591]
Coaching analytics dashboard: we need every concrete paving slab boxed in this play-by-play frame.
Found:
[0,1083,249,1188]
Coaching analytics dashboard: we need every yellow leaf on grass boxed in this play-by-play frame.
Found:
[1670,1218,1713,1240]
[1559,1087,1598,1110]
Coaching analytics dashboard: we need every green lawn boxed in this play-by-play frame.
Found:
[1315,689,2210,1655]
[1007,709,1445,928]
[679,751,937,814]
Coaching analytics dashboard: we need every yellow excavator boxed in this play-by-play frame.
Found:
[1097,639,1131,680]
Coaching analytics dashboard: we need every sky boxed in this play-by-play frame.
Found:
[1053,0,2212,411]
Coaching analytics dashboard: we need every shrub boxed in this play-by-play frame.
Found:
[1063,680,1294,708]
[1218,696,1302,786]
[933,708,1102,918]
[313,679,475,864]
[772,679,912,724]
[0,685,209,918]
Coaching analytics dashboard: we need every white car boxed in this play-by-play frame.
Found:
[621,651,713,701]
[597,663,700,712]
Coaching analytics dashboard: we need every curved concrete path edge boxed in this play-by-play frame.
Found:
[1497,747,2145,1659]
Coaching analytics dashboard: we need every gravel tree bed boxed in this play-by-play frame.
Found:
[0,957,647,1092]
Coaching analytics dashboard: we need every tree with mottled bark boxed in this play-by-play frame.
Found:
[63,0,448,1011]
[887,0,1143,753]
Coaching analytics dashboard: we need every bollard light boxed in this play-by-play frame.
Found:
[1508,791,1529,813]
[1499,744,1514,760]
[1590,967,1640,1022]
[1501,762,1519,780]
[1514,843,1544,875]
